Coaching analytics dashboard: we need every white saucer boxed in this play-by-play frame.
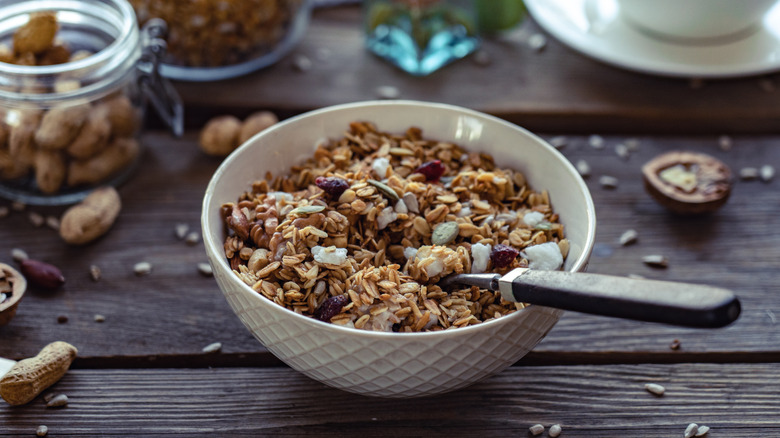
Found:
[525,0,780,78]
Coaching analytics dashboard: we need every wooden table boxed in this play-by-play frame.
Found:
[3,6,780,437]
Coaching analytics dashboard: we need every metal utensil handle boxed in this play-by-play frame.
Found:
[500,269,740,328]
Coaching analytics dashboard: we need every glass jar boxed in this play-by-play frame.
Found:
[0,0,182,205]
[130,0,312,81]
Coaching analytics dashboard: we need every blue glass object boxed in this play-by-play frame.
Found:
[365,0,479,76]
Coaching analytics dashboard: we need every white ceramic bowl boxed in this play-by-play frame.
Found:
[202,101,596,398]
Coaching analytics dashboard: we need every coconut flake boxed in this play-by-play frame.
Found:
[377,206,398,230]
[471,243,492,273]
[372,157,391,179]
[404,247,418,260]
[524,242,563,270]
[522,211,545,227]
[394,198,408,214]
[311,246,348,265]
[457,205,472,218]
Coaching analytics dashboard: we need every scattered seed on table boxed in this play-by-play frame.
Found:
[89,265,101,281]
[588,134,605,149]
[11,201,25,212]
[644,383,665,396]
[619,229,638,246]
[695,425,710,436]
[575,160,590,178]
[174,223,189,240]
[684,423,699,438]
[599,175,619,189]
[642,255,668,268]
[292,54,312,72]
[11,248,28,263]
[45,215,60,230]
[627,274,645,279]
[57,315,68,324]
[689,78,704,89]
[739,167,759,180]
[0,206,8,218]
[759,78,776,93]
[549,424,562,437]
[549,136,567,149]
[36,425,48,437]
[615,143,630,160]
[28,212,44,227]
[198,263,213,277]
[529,424,545,436]
[202,342,222,353]
[528,34,547,51]
[670,339,681,350]
[760,165,775,182]
[134,262,152,276]
[46,394,68,408]
[472,49,491,67]
[375,85,400,100]
[43,393,55,403]
[718,135,733,151]
[624,138,641,151]
[185,231,201,246]
[314,47,331,61]
[94,314,105,323]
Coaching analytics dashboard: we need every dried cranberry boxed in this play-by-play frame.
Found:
[315,176,350,198]
[414,160,445,182]
[490,244,519,269]
[314,294,349,322]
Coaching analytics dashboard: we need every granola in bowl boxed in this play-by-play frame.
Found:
[220,121,568,333]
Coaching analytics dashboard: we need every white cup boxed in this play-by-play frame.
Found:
[617,0,778,42]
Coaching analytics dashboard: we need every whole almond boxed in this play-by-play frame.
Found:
[19,259,65,290]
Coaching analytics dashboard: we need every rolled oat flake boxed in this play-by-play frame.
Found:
[644,383,665,396]
[290,205,326,215]
[619,229,638,246]
[432,221,459,246]
[549,424,562,437]
[202,342,222,353]
[134,261,152,276]
[576,160,590,178]
[529,424,545,436]
[198,263,213,277]
[695,425,710,436]
[760,164,775,182]
[684,423,698,438]
[642,255,668,268]
[46,394,68,408]
[599,175,619,189]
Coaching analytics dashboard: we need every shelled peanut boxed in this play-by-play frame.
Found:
[0,11,141,194]
[199,111,278,157]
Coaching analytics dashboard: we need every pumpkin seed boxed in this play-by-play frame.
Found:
[368,179,399,201]
[290,205,326,215]
[432,221,459,245]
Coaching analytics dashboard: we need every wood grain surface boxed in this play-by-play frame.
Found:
[174,6,780,134]
[2,364,779,436]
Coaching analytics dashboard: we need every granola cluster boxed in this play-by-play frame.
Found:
[131,0,303,67]
[221,122,568,332]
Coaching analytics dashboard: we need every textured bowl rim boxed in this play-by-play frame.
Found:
[202,100,597,340]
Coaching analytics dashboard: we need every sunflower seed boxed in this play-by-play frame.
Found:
[619,229,638,246]
[642,255,668,268]
[185,231,201,245]
[624,138,641,151]
[627,274,645,279]
[292,54,312,72]
[28,212,44,227]
[198,263,213,277]
[36,425,48,437]
[760,165,774,182]
[575,160,590,178]
[175,223,189,240]
[615,143,630,160]
[718,135,733,151]
[588,135,605,149]
[202,342,222,353]
[549,424,562,437]
[528,34,547,51]
[134,262,152,276]
[0,206,8,218]
[45,216,59,230]
[46,394,68,408]
[368,179,399,201]
[599,175,619,189]
[89,265,101,281]
[695,425,710,436]
[432,221,459,245]
[644,383,665,396]
[94,314,105,323]
[376,85,400,100]
[529,424,544,436]
[684,423,698,438]
[549,136,567,149]
[739,167,759,180]
[11,248,28,263]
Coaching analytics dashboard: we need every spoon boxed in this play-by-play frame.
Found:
[440,268,740,328]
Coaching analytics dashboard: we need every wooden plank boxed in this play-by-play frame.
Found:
[1,364,779,436]
[173,6,780,134]
[2,131,779,363]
